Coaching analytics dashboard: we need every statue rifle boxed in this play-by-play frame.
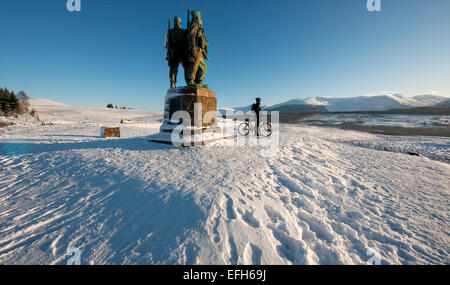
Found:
[166,17,171,61]
[187,10,191,32]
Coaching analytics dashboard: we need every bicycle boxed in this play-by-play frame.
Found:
[238,118,273,137]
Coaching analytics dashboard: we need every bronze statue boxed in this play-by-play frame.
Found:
[166,16,187,88]
[165,10,209,89]
[186,10,209,88]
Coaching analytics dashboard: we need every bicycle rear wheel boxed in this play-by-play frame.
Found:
[238,122,250,136]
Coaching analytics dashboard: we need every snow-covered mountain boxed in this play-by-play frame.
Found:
[431,99,450,108]
[268,94,448,112]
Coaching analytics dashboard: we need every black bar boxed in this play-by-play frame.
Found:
[0,265,446,284]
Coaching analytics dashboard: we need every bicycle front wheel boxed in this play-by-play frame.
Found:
[258,123,272,137]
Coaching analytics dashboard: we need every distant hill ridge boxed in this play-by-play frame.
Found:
[29,98,68,107]
[222,94,449,114]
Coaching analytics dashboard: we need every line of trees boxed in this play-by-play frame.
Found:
[0,87,29,116]
[0,88,30,116]
[0,88,18,115]
[107,103,131,109]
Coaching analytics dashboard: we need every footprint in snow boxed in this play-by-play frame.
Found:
[243,243,263,265]
[225,195,236,220]
[264,205,285,224]
[241,210,260,228]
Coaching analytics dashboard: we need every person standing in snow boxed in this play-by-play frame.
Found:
[251,97,262,136]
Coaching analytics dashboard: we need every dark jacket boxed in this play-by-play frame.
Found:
[166,28,187,64]
[251,103,261,115]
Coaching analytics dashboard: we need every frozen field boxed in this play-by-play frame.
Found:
[0,99,449,264]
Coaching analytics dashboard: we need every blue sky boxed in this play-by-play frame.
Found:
[1,0,449,111]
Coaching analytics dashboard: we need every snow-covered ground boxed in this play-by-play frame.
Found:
[0,99,449,264]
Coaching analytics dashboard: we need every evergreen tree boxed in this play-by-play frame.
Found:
[0,88,22,116]
[10,91,17,113]
[0,88,5,114]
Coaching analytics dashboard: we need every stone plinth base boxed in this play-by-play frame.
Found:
[147,129,235,147]
[160,122,222,134]
[147,86,230,147]
[163,86,217,128]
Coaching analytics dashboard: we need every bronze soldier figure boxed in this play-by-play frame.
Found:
[186,10,209,88]
[166,16,187,88]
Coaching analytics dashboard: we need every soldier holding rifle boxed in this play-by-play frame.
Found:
[165,10,209,89]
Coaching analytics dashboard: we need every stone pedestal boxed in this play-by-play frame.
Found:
[160,86,219,135]
[164,86,217,127]
[148,86,234,147]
